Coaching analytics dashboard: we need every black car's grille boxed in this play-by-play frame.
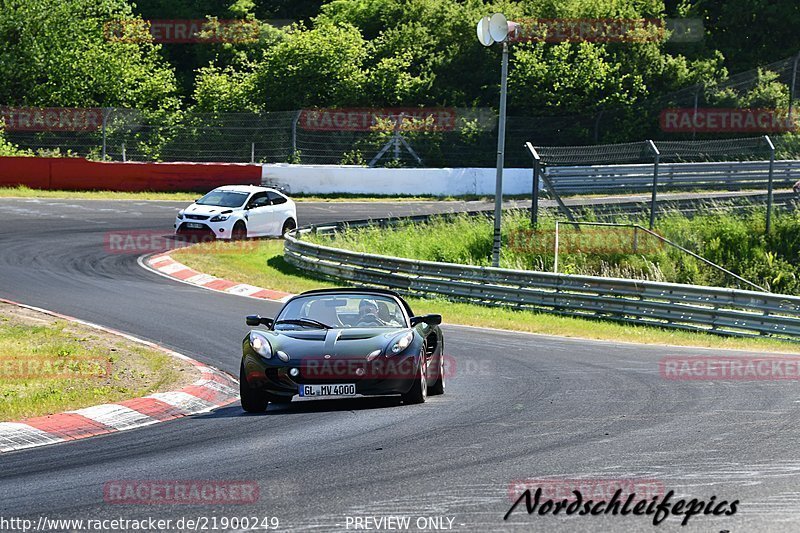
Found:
[185,214,210,220]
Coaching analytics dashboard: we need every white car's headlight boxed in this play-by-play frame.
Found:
[249,332,272,358]
[177,210,185,220]
[210,214,230,222]
[388,331,414,355]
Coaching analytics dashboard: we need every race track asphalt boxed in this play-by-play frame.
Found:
[0,197,798,532]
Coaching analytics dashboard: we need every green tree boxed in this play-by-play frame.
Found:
[0,0,180,111]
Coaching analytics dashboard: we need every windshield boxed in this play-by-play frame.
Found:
[195,190,249,208]
[276,294,407,330]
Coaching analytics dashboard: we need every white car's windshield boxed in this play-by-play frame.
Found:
[276,294,406,329]
[196,191,249,208]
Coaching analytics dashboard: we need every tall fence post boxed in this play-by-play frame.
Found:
[251,142,255,164]
[101,107,109,161]
[593,108,604,143]
[692,85,701,141]
[765,135,776,234]
[291,110,302,160]
[121,142,126,162]
[553,220,559,274]
[526,142,541,229]
[647,140,660,229]
[790,52,800,125]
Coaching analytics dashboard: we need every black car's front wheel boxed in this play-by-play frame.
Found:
[402,349,427,404]
[240,361,269,412]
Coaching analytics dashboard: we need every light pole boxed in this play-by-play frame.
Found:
[478,14,517,267]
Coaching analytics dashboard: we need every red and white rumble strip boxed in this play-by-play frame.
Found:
[143,253,294,301]
[0,299,239,453]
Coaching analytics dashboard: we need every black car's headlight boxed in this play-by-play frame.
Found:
[210,214,230,222]
[387,331,414,355]
[249,331,272,358]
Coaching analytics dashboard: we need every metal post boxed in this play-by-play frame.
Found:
[121,143,126,162]
[101,107,109,161]
[632,226,638,254]
[765,135,776,234]
[491,41,509,267]
[528,143,541,229]
[593,109,604,143]
[790,52,800,127]
[251,142,255,164]
[647,140,660,229]
[393,114,402,163]
[692,85,701,140]
[553,220,559,273]
[291,110,301,160]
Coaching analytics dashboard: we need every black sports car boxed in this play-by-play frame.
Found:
[239,288,445,412]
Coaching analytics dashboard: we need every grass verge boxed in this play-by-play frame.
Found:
[0,186,498,203]
[0,302,198,421]
[171,240,800,354]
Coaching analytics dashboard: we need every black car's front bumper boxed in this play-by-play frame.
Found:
[242,352,420,399]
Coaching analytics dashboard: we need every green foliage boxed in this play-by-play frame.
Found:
[0,0,180,111]
[687,0,800,72]
[0,129,32,157]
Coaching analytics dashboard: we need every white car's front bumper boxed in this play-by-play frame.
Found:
[174,217,236,239]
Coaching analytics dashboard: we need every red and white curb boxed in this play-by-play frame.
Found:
[141,253,294,302]
[0,298,239,453]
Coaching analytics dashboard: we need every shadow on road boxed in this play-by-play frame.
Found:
[195,395,404,419]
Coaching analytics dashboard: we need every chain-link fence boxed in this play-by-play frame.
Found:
[3,52,800,167]
[1,106,583,168]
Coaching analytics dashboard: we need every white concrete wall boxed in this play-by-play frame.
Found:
[261,164,533,196]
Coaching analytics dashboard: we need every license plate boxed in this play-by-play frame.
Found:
[186,223,204,229]
[298,384,356,397]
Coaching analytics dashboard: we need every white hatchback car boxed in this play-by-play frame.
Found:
[174,185,297,240]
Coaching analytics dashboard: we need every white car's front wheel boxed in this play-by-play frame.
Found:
[231,221,247,240]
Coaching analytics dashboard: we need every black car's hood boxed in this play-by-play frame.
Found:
[262,327,407,359]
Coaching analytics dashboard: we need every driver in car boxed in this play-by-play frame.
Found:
[356,299,387,326]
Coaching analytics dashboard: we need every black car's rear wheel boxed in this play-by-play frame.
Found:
[429,351,445,395]
[240,361,269,412]
[402,348,427,404]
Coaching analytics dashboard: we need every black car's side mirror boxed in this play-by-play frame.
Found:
[246,315,273,328]
[410,314,442,327]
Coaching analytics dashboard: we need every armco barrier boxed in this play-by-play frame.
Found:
[545,160,800,194]
[261,160,800,196]
[0,157,261,192]
[284,225,800,341]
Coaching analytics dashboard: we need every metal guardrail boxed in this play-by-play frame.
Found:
[284,223,800,341]
[544,160,800,194]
